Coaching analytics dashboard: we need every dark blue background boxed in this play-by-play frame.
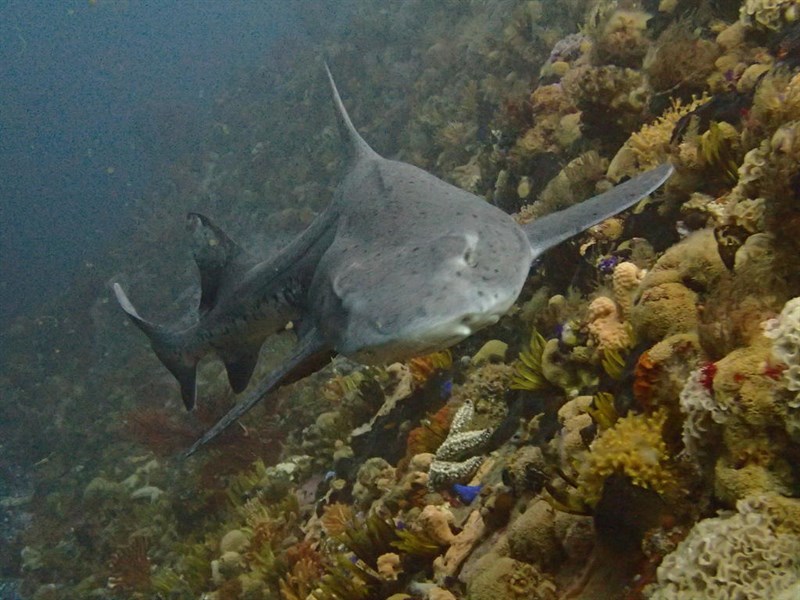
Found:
[0,0,299,324]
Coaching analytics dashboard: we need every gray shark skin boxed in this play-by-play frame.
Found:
[113,64,673,457]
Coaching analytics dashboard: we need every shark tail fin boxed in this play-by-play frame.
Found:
[324,62,378,161]
[523,163,674,257]
[187,212,251,314]
[112,282,199,410]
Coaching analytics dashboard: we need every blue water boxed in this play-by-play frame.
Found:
[0,0,302,325]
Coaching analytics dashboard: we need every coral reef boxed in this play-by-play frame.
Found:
[647,494,800,599]
[8,2,800,600]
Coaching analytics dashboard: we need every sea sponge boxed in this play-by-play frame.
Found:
[713,341,782,429]
[556,395,594,467]
[631,229,726,343]
[506,498,564,568]
[586,295,631,352]
[751,72,800,136]
[714,459,792,506]
[612,260,644,318]
[377,552,403,581]
[679,364,722,458]
[466,555,557,600]
[510,83,579,164]
[562,64,649,145]
[540,337,598,397]
[630,282,699,343]
[219,529,250,554]
[352,457,396,510]
[433,509,485,579]
[592,9,652,68]
[634,333,702,416]
[417,504,456,546]
[647,494,800,599]
[576,410,676,508]
[644,21,720,96]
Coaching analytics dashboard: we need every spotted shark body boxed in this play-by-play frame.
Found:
[113,65,673,456]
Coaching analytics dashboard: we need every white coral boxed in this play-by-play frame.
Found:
[763,297,800,399]
[647,495,800,599]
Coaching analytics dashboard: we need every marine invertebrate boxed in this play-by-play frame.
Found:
[648,494,800,599]
[763,295,800,398]
[586,295,632,352]
[107,536,151,593]
[352,457,397,510]
[403,403,455,460]
[561,64,649,146]
[466,554,557,600]
[506,498,564,568]
[644,20,720,96]
[633,333,702,418]
[575,410,677,509]
[612,260,644,318]
[407,350,453,388]
[511,328,550,390]
[428,400,492,488]
[433,509,486,579]
[631,229,726,343]
[591,9,652,68]
[607,96,708,181]
[740,0,800,31]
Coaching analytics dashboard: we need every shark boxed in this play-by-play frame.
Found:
[113,65,673,457]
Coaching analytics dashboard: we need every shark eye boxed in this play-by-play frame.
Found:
[463,246,477,267]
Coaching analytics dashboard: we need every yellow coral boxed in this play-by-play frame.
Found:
[577,410,676,507]
[607,96,709,180]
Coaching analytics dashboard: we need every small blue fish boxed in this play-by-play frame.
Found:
[453,483,482,504]
[439,379,453,399]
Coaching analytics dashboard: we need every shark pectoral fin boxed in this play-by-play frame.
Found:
[222,344,263,394]
[113,282,199,410]
[524,163,674,257]
[187,212,252,314]
[183,327,334,457]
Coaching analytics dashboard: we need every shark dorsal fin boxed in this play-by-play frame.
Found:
[324,63,379,162]
[187,213,251,314]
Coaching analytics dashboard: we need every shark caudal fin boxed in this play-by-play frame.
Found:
[324,62,379,163]
[186,212,263,393]
[523,162,674,258]
[112,283,199,410]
